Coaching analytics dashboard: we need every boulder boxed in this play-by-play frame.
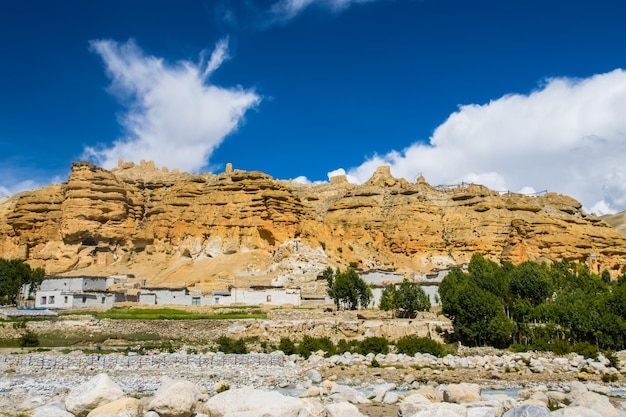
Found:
[567,391,619,417]
[325,401,366,417]
[306,369,323,384]
[329,385,371,404]
[502,404,550,417]
[383,391,400,404]
[86,397,143,417]
[202,387,304,417]
[414,385,444,402]
[367,383,396,402]
[405,402,468,417]
[148,378,202,417]
[569,381,588,393]
[466,400,504,417]
[65,374,125,417]
[300,398,328,417]
[300,386,322,398]
[32,402,74,417]
[441,383,481,403]
[398,394,432,417]
[550,406,604,417]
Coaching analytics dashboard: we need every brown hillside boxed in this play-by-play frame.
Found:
[1,160,625,294]
[601,211,626,237]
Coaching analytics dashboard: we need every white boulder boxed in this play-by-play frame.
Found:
[65,374,125,417]
[325,401,366,417]
[148,378,202,417]
[202,387,304,417]
[32,402,74,417]
[502,404,550,417]
[329,385,370,404]
[550,406,604,417]
[398,393,432,417]
[405,402,468,417]
[568,392,619,417]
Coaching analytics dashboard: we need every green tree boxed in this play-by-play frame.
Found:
[379,280,431,318]
[379,284,395,314]
[0,258,45,305]
[510,261,553,307]
[326,267,372,310]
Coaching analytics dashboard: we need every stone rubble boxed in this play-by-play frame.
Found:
[0,350,625,416]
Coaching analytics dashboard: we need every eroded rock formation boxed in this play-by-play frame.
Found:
[2,161,625,293]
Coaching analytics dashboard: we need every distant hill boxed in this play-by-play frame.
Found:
[601,211,626,236]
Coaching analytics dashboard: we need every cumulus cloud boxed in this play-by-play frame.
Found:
[343,69,626,214]
[269,0,375,23]
[84,39,260,173]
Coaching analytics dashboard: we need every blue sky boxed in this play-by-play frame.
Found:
[2,0,626,214]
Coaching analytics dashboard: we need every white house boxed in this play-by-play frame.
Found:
[137,286,301,306]
[231,287,301,306]
[138,287,215,306]
[35,276,124,309]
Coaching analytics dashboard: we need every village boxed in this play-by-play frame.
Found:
[20,270,446,313]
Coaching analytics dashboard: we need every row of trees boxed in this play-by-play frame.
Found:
[0,258,44,305]
[324,266,432,318]
[439,254,626,350]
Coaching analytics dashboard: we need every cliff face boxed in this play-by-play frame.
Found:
[2,161,625,292]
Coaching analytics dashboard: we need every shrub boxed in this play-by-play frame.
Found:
[572,341,598,359]
[216,383,230,393]
[278,337,296,355]
[602,373,619,383]
[604,350,620,369]
[19,331,39,348]
[336,339,354,354]
[357,337,389,355]
[215,336,248,354]
[297,336,336,358]
[395,335,444,357]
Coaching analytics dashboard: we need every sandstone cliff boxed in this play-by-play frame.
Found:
[2,161,626,294]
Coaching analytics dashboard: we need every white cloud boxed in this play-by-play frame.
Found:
[269,0,375,22]
[343,69,626,214]
[84,39,260,173]
[291,175,311,184]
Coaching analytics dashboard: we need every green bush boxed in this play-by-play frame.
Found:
[214,336,248,354]
[278,337,296,355]
[336,339,355,354]
[357,337,389,355]
[19,331,39,347]
[572,341,599,359]
[394,335,444,357]
[602,373,619,383]
[296,336,335,358]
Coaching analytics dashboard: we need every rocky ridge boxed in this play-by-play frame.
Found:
[2,160,626,292]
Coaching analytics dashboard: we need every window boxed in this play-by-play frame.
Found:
[266,295,272,302]
[48,296,55,304]
[64,296,68,303]
[101,297,105,304]
[82,296,87,304]
[192,297,200,306]
[215,297,220,304]
[41,296,46,305]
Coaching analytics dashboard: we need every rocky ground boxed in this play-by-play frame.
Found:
[1,348,626,416]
